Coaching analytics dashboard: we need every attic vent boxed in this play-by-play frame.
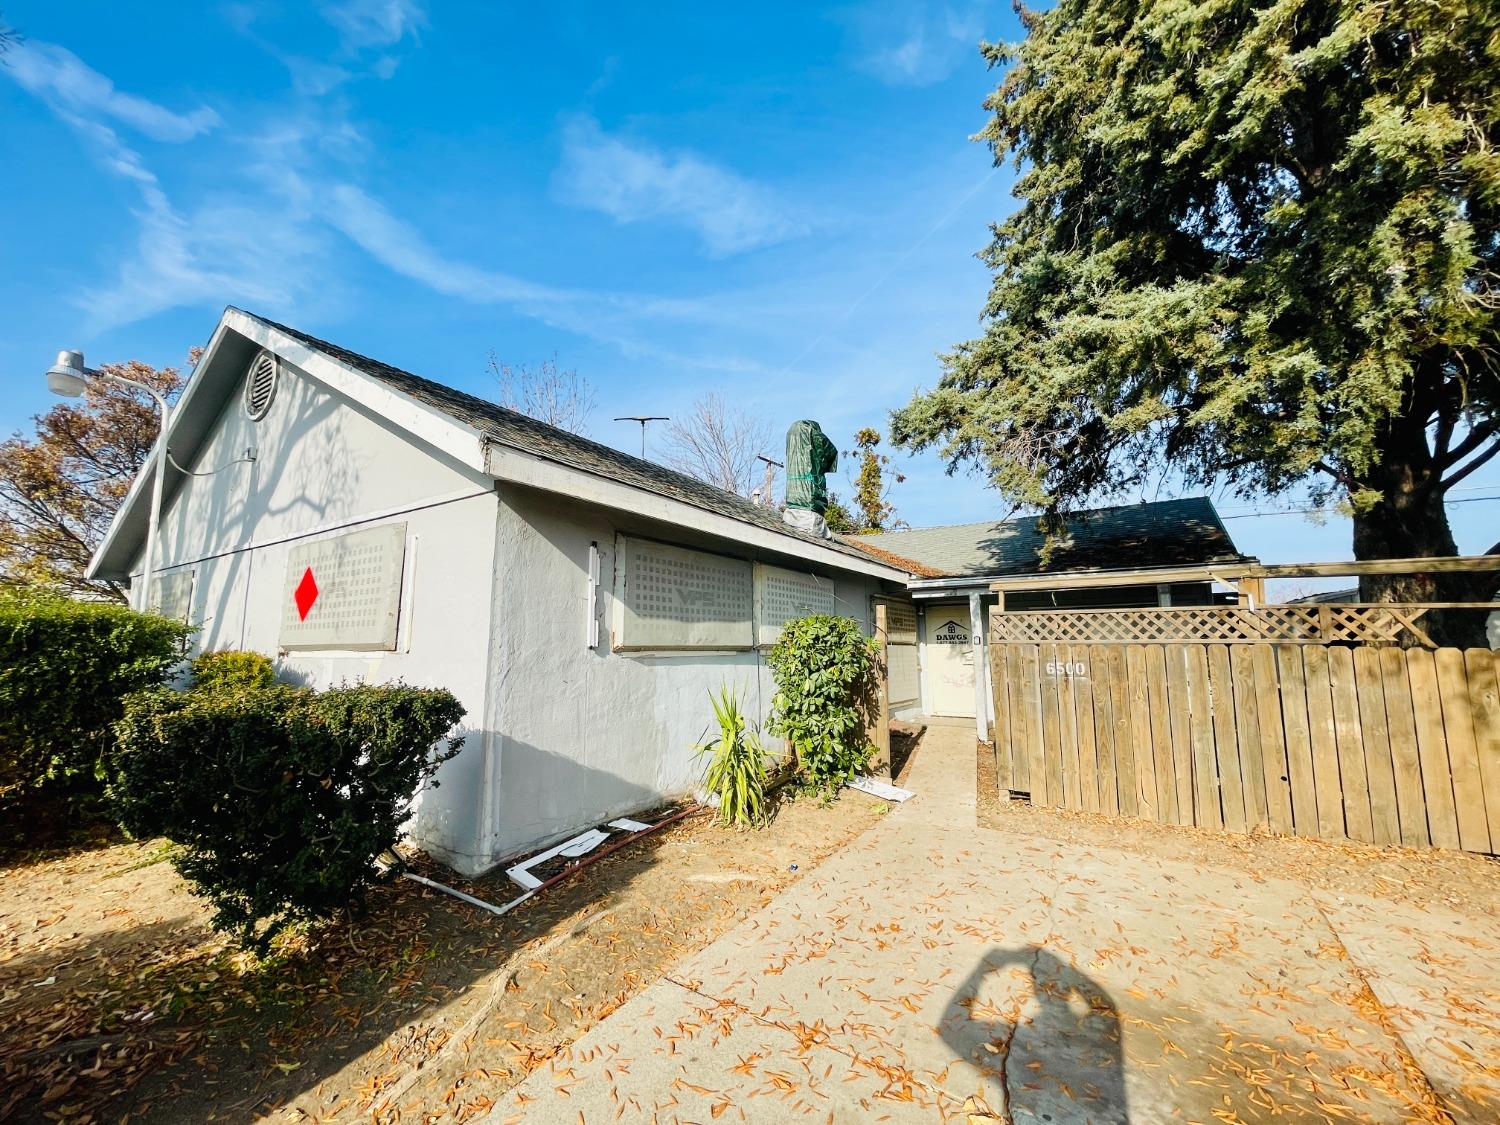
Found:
[243,350,278,420]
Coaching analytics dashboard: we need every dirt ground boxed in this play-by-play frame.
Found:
[0,789,885,1123]
[974,738,1500,920]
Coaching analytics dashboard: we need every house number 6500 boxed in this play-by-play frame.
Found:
[1046,660,1088,678]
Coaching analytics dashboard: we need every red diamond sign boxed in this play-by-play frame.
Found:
[294,567,319,621]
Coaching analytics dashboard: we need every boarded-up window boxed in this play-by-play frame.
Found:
[753,563,835,647]
[614,537,753,650]
[149,568,194,623]
[280,523,407,651]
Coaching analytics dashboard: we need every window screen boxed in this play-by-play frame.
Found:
[279,523,407,651]
[753,563,835,646]
[614,537,753,650]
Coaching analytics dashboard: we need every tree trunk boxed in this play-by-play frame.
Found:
[1352,451,1495,648]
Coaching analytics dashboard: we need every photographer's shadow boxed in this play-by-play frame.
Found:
[940,946,1129,1124]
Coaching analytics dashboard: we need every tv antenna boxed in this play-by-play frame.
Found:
[614,415,669,459]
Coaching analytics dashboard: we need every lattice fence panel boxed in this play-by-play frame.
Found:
[988,605,1435,647]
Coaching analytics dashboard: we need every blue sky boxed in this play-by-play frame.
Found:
[2,0,1494,576]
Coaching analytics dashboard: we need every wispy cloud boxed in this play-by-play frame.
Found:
[6,40,219,141]
[553,115,805,257]
[321,0,426,51]
[840,2,988,88]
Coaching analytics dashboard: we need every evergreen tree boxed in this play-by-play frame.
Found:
[893,0,1498,638]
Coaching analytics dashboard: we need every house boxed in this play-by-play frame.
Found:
[89,306,1245,873]
[853,499,1249,737]
[89,308,913,875]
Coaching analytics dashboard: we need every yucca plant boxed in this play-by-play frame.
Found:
[695,685,770,828]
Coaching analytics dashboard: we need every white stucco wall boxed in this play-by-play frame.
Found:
[472,485,884,872]
[135,356,500,867]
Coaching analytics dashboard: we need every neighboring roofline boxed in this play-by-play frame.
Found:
[838,536,951,578]
[89,308,912,585]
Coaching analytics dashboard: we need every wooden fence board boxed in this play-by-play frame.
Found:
[1379,646,1430,848]
[990,643,1012,791]
[1435,648,1490,854]
[1277,646,1320,838]
[1040,644,1064,808]
[1252,644,1295,835]
[1467,649,1500,849]
[1231,645,1270,830]
[1109,645,1138,817]
[1146,645,1179,824]
[1208,645,1247,833]
[1407,649,1461,850]
[1185,645,1221,830]
[1057,645,1082,809]
[1022,645,1044,802]
[1093,646,1120,815]
[1127,646,1158,821]
[1073,647,1100,813]
[1328,646,1375,844]
[1353,648,1400,847]
[1165,646,1197,824]
[1302,645,1346,838]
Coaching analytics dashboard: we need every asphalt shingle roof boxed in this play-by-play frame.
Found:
[856,497,1242,578]
[248,312,896,573]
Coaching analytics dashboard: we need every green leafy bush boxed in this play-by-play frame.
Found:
[0,587,190,823]
[695,685,770,828]
[107,681,465,947]
[191,649,275,692]
[766,614,878,798]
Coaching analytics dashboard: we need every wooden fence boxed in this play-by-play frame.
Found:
[989,635,1500,854]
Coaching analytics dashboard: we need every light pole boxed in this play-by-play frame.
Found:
[46,350,172,612]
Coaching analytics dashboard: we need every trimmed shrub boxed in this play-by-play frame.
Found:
[108,682,465,947]
[0,587,190,823]
[766,615,878,798]
[191,649,275,692]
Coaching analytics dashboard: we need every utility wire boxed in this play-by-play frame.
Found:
[1218,494,1499,520]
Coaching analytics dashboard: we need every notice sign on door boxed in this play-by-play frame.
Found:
[933,620,970,644]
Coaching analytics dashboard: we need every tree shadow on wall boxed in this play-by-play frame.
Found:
[941,946,1129,1124]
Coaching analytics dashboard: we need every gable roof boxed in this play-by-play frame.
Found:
[856,497,1243,579]
[89,308,911,583]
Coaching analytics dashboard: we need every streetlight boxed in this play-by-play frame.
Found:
[46,349,172,612]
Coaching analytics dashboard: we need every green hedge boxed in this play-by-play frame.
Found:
[108,681,465,947]
[190,649,275,692]
[0,587,190,820]
[766,614,878,797]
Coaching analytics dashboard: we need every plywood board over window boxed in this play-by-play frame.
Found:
[753,563,835,647]
[150,568,195,623]
[613,536,753,650]
[280,523,407,651]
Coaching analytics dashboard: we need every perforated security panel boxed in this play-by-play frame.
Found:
[883,601,918,645]
[280,523,407,651]
[753,563,835,647]
[149,568,194,623]
[614,536,753,650]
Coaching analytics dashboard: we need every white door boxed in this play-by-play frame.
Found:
[924,605,975,717]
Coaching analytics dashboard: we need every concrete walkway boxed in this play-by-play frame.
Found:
[491,724,1499,1123]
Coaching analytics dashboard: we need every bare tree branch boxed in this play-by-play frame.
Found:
[660,394,777,499]
[487,352,595,436]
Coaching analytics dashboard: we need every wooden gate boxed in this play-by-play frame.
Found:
[989,608,1500,854]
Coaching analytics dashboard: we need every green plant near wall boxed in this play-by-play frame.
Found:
[190,649,276,692]
[766,614,877,798]
[107,681,464,949]
[695,685,770,828]
[0,587,190,828]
